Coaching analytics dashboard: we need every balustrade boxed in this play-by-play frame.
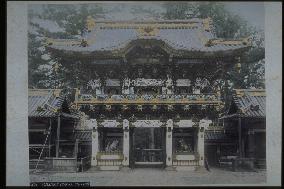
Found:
[76,93,220,104]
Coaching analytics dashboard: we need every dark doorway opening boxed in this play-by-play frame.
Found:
[130,127,166,168]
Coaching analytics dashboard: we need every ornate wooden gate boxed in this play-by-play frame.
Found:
[130,127,166,168]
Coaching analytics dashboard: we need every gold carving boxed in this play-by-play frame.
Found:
[86,16,96,31]
[202,17,212,32]
[235,89,266,97]
[102,22,197,29]
[45,38,81,46]
[206,37,251,47]
[136,26,159,37]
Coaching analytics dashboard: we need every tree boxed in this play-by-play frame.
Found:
[28,4,105,90]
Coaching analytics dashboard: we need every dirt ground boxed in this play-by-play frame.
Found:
[30,167,266,186]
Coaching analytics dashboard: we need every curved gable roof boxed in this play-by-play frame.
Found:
[46,18,251,57]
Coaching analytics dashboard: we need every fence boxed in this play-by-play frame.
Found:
[172,160,199,166]
[44,156,92,172]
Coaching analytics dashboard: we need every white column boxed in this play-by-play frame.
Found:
[166,119,173,166]
[91,119,98,166]
[123,119,130,166]
[198,119,212,166]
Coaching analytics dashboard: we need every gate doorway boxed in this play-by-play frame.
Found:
[130,127,166,168]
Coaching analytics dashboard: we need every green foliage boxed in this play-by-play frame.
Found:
[28,4,105,90]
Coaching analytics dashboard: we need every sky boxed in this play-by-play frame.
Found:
[224,2,264,30]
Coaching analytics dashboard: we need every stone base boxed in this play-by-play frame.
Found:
[195,166,208,173]
[87,166,100,172]
[120,166,131,172]
[99,166,121,171]
[165,166,176,171]
[175,166,196,171]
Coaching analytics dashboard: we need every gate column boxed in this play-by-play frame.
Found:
[91,119,98,166]
[123,119,130,166]
[166,119,173,167]
[198,119,212,166]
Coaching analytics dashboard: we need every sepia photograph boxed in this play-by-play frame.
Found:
[6,1,282,187]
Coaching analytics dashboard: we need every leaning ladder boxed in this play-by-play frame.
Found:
[33,123,52,172]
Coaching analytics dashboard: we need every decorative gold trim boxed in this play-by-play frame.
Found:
[101,23,197,30]
[86,16,96,31]
[197,30,209,46]
[45,38,81,46]
[53,89,61,97]
[235,89,266,97]
[206,37,252,47]
[202,17,212,32]
[136,26,159,37]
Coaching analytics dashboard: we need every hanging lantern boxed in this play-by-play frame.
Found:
[105,105,111,111]
[137,105,143,111]
[122,105,128,111]
[183,105,189,111]
[174,114,181,122]
[236,57,241,73]
[53,62,59,73]
[167,105,173,111]
[152,105,158,111]
[236,63,241,73]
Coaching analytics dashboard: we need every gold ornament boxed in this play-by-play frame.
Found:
[86,16,96,31]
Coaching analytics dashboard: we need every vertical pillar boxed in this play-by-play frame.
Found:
[91,119,98,166]
[198,119,212,166]
[238,117,242,158]
[56,114,61,157]
[166,119,173,166]
[123,119,130,166]
[48,118,51,157]
[74,139,79,159]
[247,129,255,158]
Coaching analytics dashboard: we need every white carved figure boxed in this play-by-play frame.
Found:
[178,139,192,152]
[200,78,210,90]
[195,77,202,87]
[122,77,131,94]
[123,77,130,88]
[106,139,119,152]
[165,74,173,94]
[200,119,212,129]
[87,79,101,90]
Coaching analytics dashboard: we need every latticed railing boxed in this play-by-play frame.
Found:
[97,159,123,166]
[172,160,200,166]
[97,151,123,156]
[96,151,124,166]
[76,93,220,105]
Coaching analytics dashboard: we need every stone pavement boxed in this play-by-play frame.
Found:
[30,167,266,186]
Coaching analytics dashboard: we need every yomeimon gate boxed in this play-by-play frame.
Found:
[46,17,250,170]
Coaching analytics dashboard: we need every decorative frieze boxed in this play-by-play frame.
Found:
[175,120,193,128]
[99,120,121,128]
[131,120,164,128]
[106,79,120,87]
[87,79,101,89]
[134,78,164,86]
[176,79,191,86]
